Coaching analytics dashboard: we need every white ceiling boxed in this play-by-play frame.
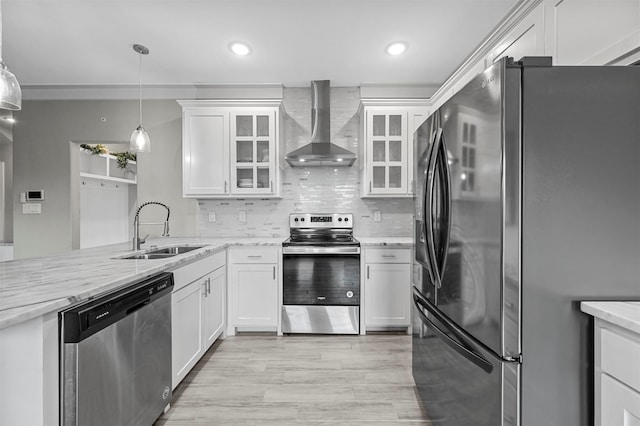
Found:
[2,0,521,89]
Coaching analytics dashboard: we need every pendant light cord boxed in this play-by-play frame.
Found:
[0,0,4,59]
[138,50,143,126]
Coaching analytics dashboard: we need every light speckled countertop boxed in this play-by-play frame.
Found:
[0,236,410,330]
[581,301,640,335]
[0,237,282,330]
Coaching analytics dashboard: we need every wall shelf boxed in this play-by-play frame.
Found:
[79,150,137,184]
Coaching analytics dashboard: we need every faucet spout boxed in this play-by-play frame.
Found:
[133,201,171,251]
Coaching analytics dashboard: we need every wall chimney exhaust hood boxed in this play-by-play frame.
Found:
[285,80,356,167]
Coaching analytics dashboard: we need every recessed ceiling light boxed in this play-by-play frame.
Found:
[386,42,408,56]
[229,42,251,56]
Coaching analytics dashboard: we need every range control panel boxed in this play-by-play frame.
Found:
[289,213,353,229]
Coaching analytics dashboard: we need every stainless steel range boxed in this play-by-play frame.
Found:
[282,213,360,334]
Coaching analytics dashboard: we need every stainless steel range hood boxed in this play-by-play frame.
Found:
[285,80,356,167]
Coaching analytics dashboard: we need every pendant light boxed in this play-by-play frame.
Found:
[130,44,150,152]
[0,0,21,110]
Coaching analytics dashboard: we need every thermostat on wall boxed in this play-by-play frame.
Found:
[25,190,45,201]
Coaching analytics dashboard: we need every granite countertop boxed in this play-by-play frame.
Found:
[581,301,640,335]
[0,237,283,330]
[0,235,410,330]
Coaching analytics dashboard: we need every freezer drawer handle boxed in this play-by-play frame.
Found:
[413,293,493,374]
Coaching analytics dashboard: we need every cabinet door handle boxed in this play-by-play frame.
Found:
[273,266,276,280]
[202,281,207,296]
[270,180,273,192]
[369,181,372,192]
[207,278,211,295]
[224,181,228,193]
[367,265,370,279]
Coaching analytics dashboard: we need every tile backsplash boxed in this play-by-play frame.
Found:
[196,86,414,238]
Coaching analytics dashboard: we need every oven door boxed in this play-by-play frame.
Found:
[282,247,360,334]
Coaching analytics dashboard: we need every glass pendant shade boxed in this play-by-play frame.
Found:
[0,60,21,110]
[130,124,150,152]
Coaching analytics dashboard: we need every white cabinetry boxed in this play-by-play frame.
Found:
[179,100,281,199]
[227,247,279,335]
[544,0,640,65]
[594,320,640,425]
[363,248,412,332]
[487,4,545,65]
[170,252,226,389]
[360,102,428,197]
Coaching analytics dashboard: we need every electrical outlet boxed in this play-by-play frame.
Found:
[374,211,382,222]
[208,212,216,222]
[238,211,247,222]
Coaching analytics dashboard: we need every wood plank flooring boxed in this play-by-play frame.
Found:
[154,333,430,425]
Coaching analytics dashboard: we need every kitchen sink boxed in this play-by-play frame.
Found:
[121,253,176,260]
[117,245,207,260]
[147,246,205,255]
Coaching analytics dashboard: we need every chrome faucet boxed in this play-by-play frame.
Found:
[133,201,170,250]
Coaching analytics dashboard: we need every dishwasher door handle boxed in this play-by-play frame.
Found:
[126,298,151,315]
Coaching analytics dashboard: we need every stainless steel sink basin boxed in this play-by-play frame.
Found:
[121,253,176,260]
[117,245,207,260]
[147,246,204,255]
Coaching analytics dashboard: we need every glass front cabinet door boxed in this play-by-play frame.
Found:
[365,110,408,195]
[230,110,277,195]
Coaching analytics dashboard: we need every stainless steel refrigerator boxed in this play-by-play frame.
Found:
[412,56,640,426]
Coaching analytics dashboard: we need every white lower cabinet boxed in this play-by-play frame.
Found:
[227,247,279,335]
[594,319,640,425]
[171,252,226,389]
[363,248,412,332]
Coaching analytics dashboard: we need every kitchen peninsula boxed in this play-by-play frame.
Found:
[0,236,412,425]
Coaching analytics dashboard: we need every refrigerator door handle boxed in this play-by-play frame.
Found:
[435,129,452,277]
[425,128,442,287]
[421,129,439,284]
[413,291,493,374]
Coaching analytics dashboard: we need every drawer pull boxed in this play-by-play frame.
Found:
[248,255,262,259]
[382,254,396,258]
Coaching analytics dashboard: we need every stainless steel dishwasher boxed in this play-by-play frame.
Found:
[60,272,174,426]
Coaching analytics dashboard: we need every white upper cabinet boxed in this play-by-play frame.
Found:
[230,110,277,195]
[488,3,545,64]
[182,108,229,196]
[545,0,640,65]
[360,102,428,198]
[179,100,281,199]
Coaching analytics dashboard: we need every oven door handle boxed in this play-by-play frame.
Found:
[282,246,361,255]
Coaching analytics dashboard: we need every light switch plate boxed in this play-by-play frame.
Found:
[23,203,42,214]
[208,212,216,222]
[238,211,247,222]
[374,211,381,222]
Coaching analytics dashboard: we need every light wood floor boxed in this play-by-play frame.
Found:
[154,333,430,425]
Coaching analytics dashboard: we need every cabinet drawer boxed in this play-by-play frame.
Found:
[171,251,226,292]
[601,327,640,392]
[600,373,640,425]
[365,248,411,263]
[228,247,279,264]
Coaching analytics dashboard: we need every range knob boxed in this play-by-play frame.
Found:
[346,291,354,298]
[301,218,305,222]
[344,217,349,222]
[338,217,343,222]
[294,218,299,222]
